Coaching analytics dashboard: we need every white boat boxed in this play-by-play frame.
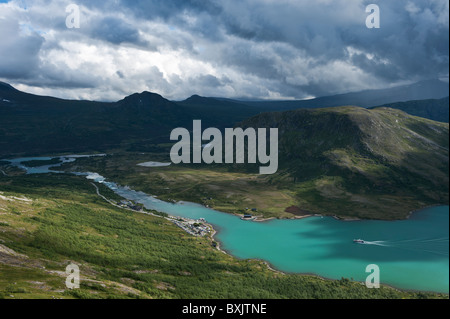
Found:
[353,239,365,244]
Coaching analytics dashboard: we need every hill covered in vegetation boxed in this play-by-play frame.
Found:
[2,172,441,299]
[1,80,448,157]
[55,106,449,221]
[238,106,449,219]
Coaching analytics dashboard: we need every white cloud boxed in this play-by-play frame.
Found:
[0,0,448,101]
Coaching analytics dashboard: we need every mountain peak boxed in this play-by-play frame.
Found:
[139,90,163,97]
[115,90,182,115]
[118,91,168,105]
[183,95,225,105]
[0,81,17,91]
[129,91,165,99]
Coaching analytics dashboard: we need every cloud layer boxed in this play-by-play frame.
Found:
[0,0,448,101]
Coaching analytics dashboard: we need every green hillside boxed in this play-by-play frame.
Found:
[1,81,449,158]
[56,106,449,221]
[1,83,449,298]
[238,106,449,219]
[2,173,440,299]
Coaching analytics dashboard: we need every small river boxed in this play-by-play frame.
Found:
[2,156,449,293]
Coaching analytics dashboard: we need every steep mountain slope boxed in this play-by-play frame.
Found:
[370,97,449,123]
[240,106,449,219]
[177,95,260,129]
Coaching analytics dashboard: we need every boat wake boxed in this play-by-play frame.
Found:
[355,237,449,257]
[386,237,449,257]
[359,240,388,247]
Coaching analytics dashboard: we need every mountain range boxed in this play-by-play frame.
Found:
[0,80,449,218]
[215,79,449,110]
[0,79,448,157]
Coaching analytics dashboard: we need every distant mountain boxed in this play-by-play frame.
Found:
[225,79,449,110]
[1,79,449,157]
[0,83,192,156]
[369,97,449,123]
[240,106,449,219]
[178,95,261,128]
[0,83,267,156]
[112,91,191,134]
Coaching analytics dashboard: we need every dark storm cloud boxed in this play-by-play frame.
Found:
[90,16,143,45]
[335,0,449,82]
[19,63,102,90]
[350,52,401,81]
[219,42,281,79]
[215,0,448,85]
[0,16,44,80]
[0,0,448,100]
[190,74,222,88]
[116,71,125,79]
[109,0,449,96]
[119,0,222,20]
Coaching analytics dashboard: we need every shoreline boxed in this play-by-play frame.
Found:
[207,222,449,295]
[16,153,446,223]
[244,204,449,223]
[406,204,445,219]
[189,205,450,295]
[75,177,450,295]
[8,157,449,295]
[233,212,320,223]
[229,205,448,223]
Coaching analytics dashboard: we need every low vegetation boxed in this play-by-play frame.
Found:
[0,173,446,299]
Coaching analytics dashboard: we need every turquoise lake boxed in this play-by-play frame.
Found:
[114,187,449,294]
[3,156,449,293]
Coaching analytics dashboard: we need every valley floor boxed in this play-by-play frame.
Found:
[57,152,448,221]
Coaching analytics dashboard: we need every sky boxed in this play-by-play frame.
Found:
[0,0,448,101]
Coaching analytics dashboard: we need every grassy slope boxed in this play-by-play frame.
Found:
[241,106,449,219]
[2,173,443,299]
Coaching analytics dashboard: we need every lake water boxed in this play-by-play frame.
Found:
[2,156,449,293]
